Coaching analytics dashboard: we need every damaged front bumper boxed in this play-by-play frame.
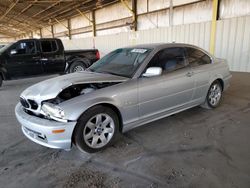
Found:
[15,103,77,150]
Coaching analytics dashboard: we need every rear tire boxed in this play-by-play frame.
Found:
[69,58,90,73]
[73,105,119,153]
[201,80,222,109]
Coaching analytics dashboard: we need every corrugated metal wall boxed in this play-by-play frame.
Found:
[62,21,211,53]
[63,15,250,72]
[219,0,250,19]
[215,16,250,72]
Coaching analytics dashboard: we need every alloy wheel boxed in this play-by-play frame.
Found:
[83,113,115,148]
[208,83,222,106]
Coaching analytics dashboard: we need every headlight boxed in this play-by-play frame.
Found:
[41,103,66,121]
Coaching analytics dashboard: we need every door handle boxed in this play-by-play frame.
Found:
[41,58,48,61]
[186,72,193,77]
[32,57,40,60]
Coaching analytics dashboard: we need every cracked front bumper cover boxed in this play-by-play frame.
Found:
[15,103,77,150]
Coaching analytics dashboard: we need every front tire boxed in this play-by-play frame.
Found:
[0,76,2,87]
[73,106,119,153]
[201,80,222,109]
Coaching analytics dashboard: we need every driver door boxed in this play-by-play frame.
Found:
[138,47,195,119]
[6,40,43,78]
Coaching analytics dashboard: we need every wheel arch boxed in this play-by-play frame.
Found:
[216,78,224,91]
[0,71,6,81]
[71,102,124,144]
[210,78,224,91]
[209,72,225,91]
[66,56,91,73]
[66,55,86,62]
[0,65,7,80]
[99,103,123,133]
[68,56,90,66]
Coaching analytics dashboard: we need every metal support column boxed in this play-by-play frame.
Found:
[39,28,42,38]
[67,19,71,39]
[54,18,70,39]
[121,0,137,31]
[169,0,173,26]
[132,0,137,31]
[51,25,54,38]
[77,9,96,37]
[92,10,96,37]
[209,0,219,55]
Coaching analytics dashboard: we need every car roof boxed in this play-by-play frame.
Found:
[126,42,212,56]
[127,43,201,49]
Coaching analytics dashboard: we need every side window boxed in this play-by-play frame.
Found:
[186,47,211,67]
[51,41,58,51]
[41,40,58,53]
[10,41,36,55]
[147,47,187,72]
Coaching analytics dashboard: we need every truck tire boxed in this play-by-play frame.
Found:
[69,58,90,73]
[0,75,2,88]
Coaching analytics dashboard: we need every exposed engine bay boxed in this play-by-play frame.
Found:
[46,82,120,104]
[20,81,121,121]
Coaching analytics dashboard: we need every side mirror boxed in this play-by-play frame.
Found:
[142,67,162,77]
[10,49,17,55]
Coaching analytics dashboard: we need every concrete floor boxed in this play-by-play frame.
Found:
[0,72,250,188]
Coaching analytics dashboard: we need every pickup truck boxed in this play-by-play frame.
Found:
[0,38,100,87]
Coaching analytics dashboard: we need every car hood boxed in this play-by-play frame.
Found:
[21,71,128,101]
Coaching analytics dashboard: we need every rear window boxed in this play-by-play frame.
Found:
[186,47,211,67]
[41,40,58,53]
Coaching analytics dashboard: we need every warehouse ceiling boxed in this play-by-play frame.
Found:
[0,0,118,37]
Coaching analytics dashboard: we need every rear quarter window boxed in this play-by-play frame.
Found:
[186,47,211,67]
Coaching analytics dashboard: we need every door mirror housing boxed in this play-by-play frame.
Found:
[10,49,17,55]
[142,67,162,77]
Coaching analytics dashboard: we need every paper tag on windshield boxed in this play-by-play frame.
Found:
[131,49,147,53]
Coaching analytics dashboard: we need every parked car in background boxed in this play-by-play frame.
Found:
[0,38,100,87]
[15,43,232,153]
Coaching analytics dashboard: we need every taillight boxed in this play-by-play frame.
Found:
[96,51,100,60]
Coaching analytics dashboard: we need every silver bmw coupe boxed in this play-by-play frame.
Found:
[15,43,231,153]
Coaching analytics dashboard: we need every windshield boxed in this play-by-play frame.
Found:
[0,43,13,54]
[89,48,152,78]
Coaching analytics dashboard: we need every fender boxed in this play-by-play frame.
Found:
[207,73,224,94]
[60,96,123,122]
[209,74,223,85]
[66,55,84,63]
